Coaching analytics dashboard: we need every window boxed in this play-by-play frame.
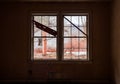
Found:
[63,15,88,60]
[31,13,89,61]
[31,14,57,60]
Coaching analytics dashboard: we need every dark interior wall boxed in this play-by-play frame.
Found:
[112,0,120,84]
[1,2,111,82]
[1,2,29,80]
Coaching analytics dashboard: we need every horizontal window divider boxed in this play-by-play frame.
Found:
[63,36,87,38]
[34,36,87,38]
[64,48,87,49]
[34,36,57,38]
[35,26,57,27]
[64,26,86,27]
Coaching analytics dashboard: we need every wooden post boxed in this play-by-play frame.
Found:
[42,31,47,56]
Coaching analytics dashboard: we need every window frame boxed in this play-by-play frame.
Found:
[62,13,89,61]
[30,11,93,63]
[31,13,59,61]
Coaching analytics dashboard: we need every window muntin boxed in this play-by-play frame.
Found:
[32,15,57,60]
[63,15,88,60]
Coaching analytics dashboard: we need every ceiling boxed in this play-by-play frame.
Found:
[0,0,112,2]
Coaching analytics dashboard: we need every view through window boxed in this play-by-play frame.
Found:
[32,15,57,60]
[31,13,89,61]
[63,16,88,60]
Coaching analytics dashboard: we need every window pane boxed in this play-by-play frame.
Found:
[33,15,57,60]
[34,27,42,36]
[78,27,87,36]
[34,16,57,37]
[34,16,41,23]
[49,16,57,26]
[64,15,88,60]
[64,37,87,60]
[79,16,87,27]
[64,16,71,27]
[34,38,57,60]
[64,38,72,59]
[72,26,79,37]
[78,49,87,60]
[78,38,87,60]
[41,16,49,26]
[64,27,71,36]
[48,27,57,36]
[64,16,87,37]
[72,16,78,26]
[34,27,57,37]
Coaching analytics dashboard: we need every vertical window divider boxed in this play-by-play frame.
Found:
[57,13,60,61]
[86,14,89,61]
[31,15,34,60]
[58,12,64,61]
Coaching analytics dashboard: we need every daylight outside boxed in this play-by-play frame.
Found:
[32,15,88,60]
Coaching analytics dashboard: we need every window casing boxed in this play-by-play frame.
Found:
[31,13,89,61]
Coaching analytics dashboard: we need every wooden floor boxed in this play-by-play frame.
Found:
[9,82,113,84]
[0,80,113,84]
